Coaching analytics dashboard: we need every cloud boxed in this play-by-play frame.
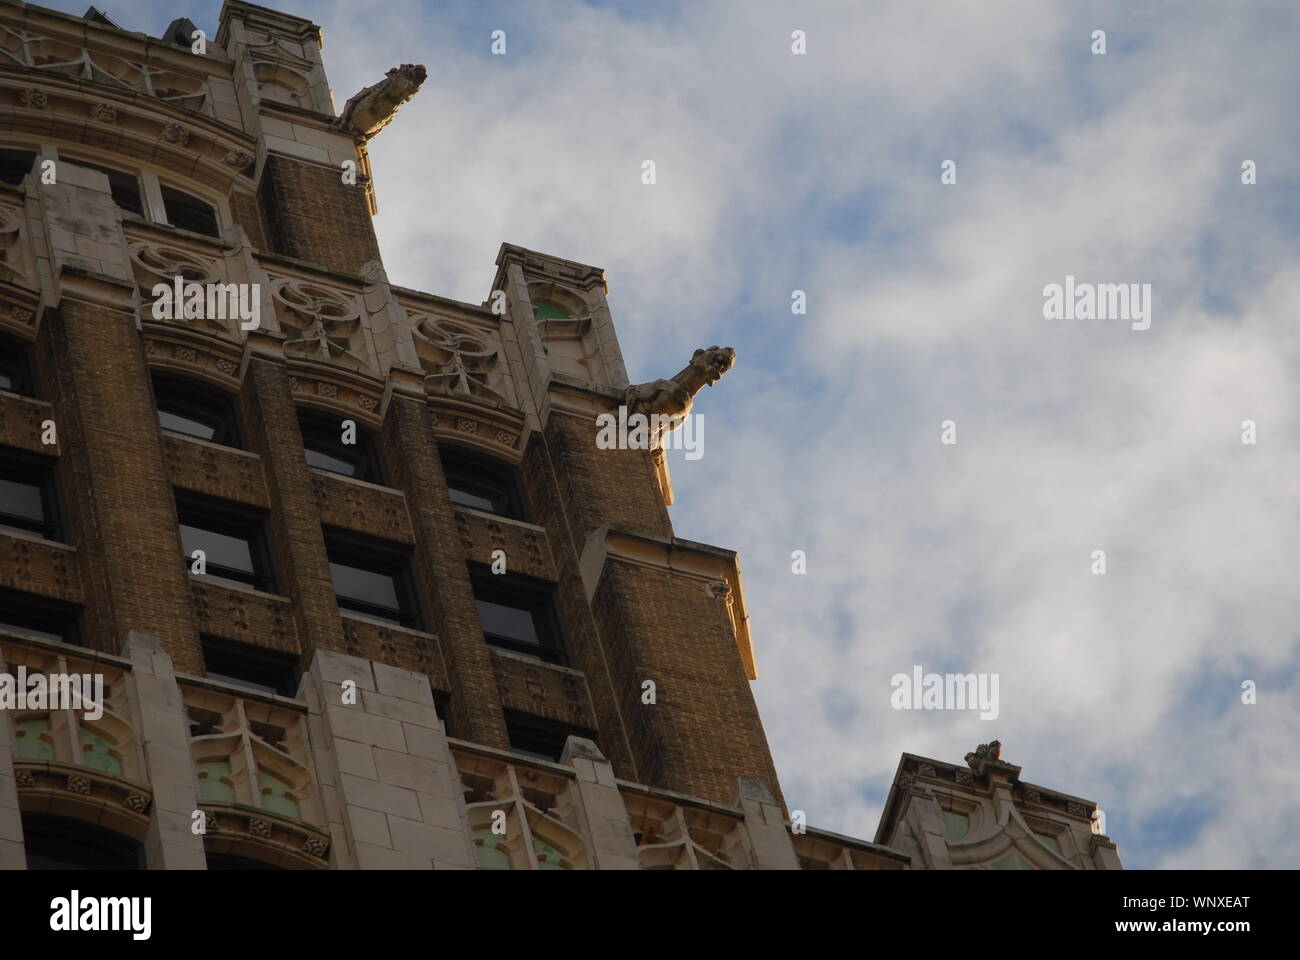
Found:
[51,0,1300,867]
[333,0,1293,868]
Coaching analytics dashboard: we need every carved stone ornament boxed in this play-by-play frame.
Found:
[249,817,272,838]
[624,345,735,443]
[335,63,427,141]
[18,88,48,109]
[964,740,1002,775]
[161,121,191,145]
[413,315,508,405]
[66,774,91,795]
[223,150,253,171]
[88,101,118,123]
[302,836,329,858]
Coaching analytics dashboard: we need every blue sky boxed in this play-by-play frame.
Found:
[50,0,1300,868]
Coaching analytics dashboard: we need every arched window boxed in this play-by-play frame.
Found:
[152,372,243,447]
[23,814,143,870]
[206,853,288,870]
[532,301,572,321]
[439,446,525,520]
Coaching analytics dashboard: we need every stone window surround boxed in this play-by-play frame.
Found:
[7,138,232,238]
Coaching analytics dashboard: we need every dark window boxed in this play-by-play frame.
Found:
[0,590,81,645]
[206,853,287,870]
[61,157,144,217]
[504,712,593,763]
[201,634,298,698]
[24,814,143,869]
[472,572,565,664]
[0,148,37,186]
[153,374,242,447]
[299,410,383,483]
[0,334,34,396]
[325,532,421,628]
[440,448,525,520]
[0,453,61,540]
[161,184,220,238]
[432,690,454,738]
[177,495,275,592]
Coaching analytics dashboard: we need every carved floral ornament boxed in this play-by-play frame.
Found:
[412,315,509,405]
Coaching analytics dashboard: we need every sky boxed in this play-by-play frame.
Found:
[48,0,1300,868]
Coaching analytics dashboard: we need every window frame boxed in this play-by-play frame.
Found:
[504,710,594,763]
[0,450,62,541]
[60,155,146,218]
[176,493,276,594]
[471,570,566,665]
[299,409,384,484]
[23,814,144,870]
[0,589,81,646]
[159,181,221,239]
[56,150,224,237]
[0,333,35,397]
[324,530,423,629]
[200,634,300,699]
[0,147,38,187]
[440,446,527,521]
[152,372,243,448]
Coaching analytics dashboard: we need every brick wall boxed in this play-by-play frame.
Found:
[258,155,382,273]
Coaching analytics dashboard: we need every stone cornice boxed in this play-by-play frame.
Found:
[493,242,607,296]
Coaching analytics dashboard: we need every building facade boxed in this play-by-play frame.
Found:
[0,0,1120,870]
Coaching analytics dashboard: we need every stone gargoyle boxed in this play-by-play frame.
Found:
[625,345,735,434]
[334,63,427,141]
[964,740,1003,775]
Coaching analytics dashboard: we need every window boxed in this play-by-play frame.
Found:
[0,589,80,645]
[504,711,592,763]
[0,453,61,540]
[161,183,220,238]
[206,853,287,870]
[533,301,572,321]
[57,157,222,236]
[441,447,525,520]
[177,495,275,592]
[61,157,144,217]
[24,815,143,870]
[0,334,34,396]
[0,148,37,186]
[299,410,383,483]
[325,532,421,628]
[472,573,565,664]
[153,373,242,447]
[201,634,299,698]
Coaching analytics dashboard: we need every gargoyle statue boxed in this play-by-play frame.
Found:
[964,740,1003,773]
[624,346,736,438]
[334,63,427,141]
